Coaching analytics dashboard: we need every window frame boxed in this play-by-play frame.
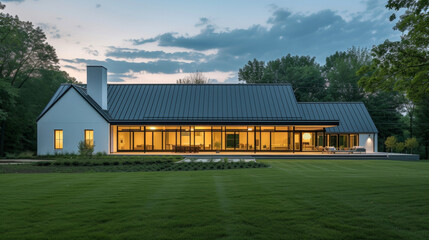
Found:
[54,129,63,149]
[84,129,94,147]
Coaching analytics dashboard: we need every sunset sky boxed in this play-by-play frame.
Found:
[2,0,400,83]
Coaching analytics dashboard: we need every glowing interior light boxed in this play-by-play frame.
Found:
[303,133,311,140]
[148,126,156,130]
[248,128,253,131]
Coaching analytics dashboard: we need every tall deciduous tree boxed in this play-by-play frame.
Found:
[358,0,428,103]
[324,47,370,102]
[0,3,65,155]
[239,54,325,102]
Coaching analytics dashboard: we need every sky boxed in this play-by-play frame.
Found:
[2,0,400,83]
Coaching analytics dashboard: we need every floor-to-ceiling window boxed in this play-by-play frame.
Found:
[114,125,361,152]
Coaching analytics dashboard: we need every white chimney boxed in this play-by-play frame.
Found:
[87,66,107,110]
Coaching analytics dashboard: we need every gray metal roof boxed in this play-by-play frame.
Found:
[299,102,378,133]
[107,84,302,122]
[38,83,377,133]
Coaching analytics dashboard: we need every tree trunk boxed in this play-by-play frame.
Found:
[0,121,5,157]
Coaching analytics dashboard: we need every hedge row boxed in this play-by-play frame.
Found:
[33,161,269,172]
[34,158,175,166]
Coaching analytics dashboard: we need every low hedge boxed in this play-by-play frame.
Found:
[31,161,268,172]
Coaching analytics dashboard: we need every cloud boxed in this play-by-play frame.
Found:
[64,0,399,82]
[195,17,210,27]
[96,3,101,8]
[105,47,209,61]
[83,46,99,56]
[38,23,64,39]
[63,65,84,72]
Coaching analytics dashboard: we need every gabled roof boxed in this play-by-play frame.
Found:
[299,102,378,133]
[37,84,110,121]
[38,83,377,133]
[107,84,304,123]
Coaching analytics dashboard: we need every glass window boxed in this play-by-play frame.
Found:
[133,132,144,150]
[213,132,221,150]
[118,126,140,131]
[248,131,255,150]
[145,132,153,150]
[294,133,301,150]
[225,132,237,150]
[328,134,338,148]
[181,131,190,146]
[204,131,211,150]
[195,131,204,149]
[317,132,324,147]
[118,132,131,151]
[164,132,176,150]
[261,132,270,150]
[54,130,63,149]
[256,131,261,150]
[271,132,288,150]
[350,134,358,147]
[85,130,94,147]
[339,134,349,149]
[302,132,316,151]
[153,132,162,150]
[237,132,247,150]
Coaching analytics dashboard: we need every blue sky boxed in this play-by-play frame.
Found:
[3,0,399,83]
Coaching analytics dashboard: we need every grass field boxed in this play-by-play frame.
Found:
[1,160,429,240]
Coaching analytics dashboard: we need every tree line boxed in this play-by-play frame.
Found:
[238,0,428,158]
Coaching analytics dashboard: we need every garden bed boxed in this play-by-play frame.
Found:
[0,159,268,174]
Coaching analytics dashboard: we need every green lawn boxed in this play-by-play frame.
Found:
[1,160,429,240]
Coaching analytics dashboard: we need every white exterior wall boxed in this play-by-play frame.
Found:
[359,133,378,153]
[37,88,110,155]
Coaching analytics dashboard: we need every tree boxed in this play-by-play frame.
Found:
[385,136,397,153]
[0,3,65,155]
[176,71,211,84]
[358,0,429,103]
[324,47,370,102]
[405,137,419,154]
[239,54,326,101]
[396,142,405,153]
[414,101,429,158]
[3,69,76,153]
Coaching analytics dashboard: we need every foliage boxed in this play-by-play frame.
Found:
[0,160,270,173]
[414,101,429,158]
[176,71,211,84]
[405,137,419,154]
[324,47,370,102]
[396,142,405,153]
[238,54,325,101]
[0,4,75,155]
[77,141,95,156]
[385,136,397,152]
[3,70,75,153]
[358,0,428,103]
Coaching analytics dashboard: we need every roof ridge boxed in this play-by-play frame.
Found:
[100,83,293,86]
[299,102,365,104]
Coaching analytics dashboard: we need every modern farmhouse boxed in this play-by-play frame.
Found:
[37,66,378,155]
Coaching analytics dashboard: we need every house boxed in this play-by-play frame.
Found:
[37,66,378,155]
